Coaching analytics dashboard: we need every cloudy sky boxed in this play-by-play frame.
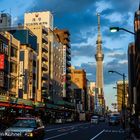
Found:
[0,0,139,110]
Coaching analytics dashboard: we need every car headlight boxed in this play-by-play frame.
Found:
[24,132,33,137]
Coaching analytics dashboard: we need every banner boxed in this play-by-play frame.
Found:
[0,54,4,70]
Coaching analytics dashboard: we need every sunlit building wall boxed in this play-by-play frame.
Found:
[0,32,20,97]
[87,82,95,113]
[70,67,87,111]
[54,29,71,101]
[24,11,53,102]
[116,80,128,112]
[9,29,38,101]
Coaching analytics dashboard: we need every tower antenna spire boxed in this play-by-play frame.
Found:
[97,13,101,35]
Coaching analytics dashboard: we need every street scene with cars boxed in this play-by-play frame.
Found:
[0,0,140,140]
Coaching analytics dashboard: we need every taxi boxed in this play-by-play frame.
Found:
[1,116,45,140]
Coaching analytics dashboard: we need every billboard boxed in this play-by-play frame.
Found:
[0,54,4,70]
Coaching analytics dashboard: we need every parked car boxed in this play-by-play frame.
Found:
[99,116,105,122]
[108,115,120,126]
[1,116,45,140]
[91,116,99,124]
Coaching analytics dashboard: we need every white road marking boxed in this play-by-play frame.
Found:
[104,129,125,133]
[70,130,78,133]
[44,132,68,140]
[46,123,89,132]
[90,129,105,140]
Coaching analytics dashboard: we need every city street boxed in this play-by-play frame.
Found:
[44,122,126,140]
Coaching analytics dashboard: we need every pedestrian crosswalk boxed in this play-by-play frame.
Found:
[104,129,125,133]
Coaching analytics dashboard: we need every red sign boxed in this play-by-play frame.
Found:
[0,54,4,70]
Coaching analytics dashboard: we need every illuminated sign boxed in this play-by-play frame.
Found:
[19,61,24,75]
[0,54,4,70]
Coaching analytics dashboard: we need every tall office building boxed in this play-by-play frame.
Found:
[116,80,128,112]
[10,28,38,101]
[134,4,140,113]
[95,13,105,114]
[24,11,53,102]
[54,29,71,101]
[70,67,87,112]
[128,43,135,108]
[87,82,95,113]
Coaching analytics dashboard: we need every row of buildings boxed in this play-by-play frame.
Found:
[114,4,140,126]
[0,11,99,123]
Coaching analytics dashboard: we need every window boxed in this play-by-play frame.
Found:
[10,78,16,89]
[20,51,24,61]
[11,46,17,57]
[10,62,17,73]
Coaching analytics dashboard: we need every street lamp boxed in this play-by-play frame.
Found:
[110,27,135,35]
[108,70,126,129]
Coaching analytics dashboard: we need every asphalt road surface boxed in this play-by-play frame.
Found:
[44,122,127,140]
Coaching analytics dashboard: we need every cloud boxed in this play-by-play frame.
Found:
[103,12,124,23]
[95,0,113,13]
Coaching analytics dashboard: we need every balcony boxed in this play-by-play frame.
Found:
[66,61,71,67]
[42,63,48,70]
[66,47,71,54]
[10,56,18,63]
[66,74,71,80]
[42,72,48,80]
[66,54,71,61]
[42,34,48,43]
[66,68,71,73]
[42,53,48,61]
[42,43,48,52]
[42,82,48,89]
[42,28,48,35]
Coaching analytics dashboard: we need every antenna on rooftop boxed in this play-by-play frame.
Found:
[0,9,6,13]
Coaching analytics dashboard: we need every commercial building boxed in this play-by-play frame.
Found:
[128,43,135,111]
[0,32,20,97]
[87,82,95,113]
[54,29,71,101]
[134,5,140,115]
[24,11,53,102]
[0,13,11,28]
[52,32,63,101]
[116,80,128,112]
[70,67,87,112]
[10,28,38,101]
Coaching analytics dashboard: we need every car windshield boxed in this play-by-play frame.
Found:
[110,116,117,120]
[92,116,98,119]
[12,119,37,128]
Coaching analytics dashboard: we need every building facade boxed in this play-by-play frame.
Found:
[0,32,20,97]
[0,13,11,28]
[87,82,95,113]
[70,67,87,112]
[10,29,38,101]
[134,5,140,115]
[24,11,53,102]
[116,80,128,112]
[128,43,135,111]
[54,29,71,101]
